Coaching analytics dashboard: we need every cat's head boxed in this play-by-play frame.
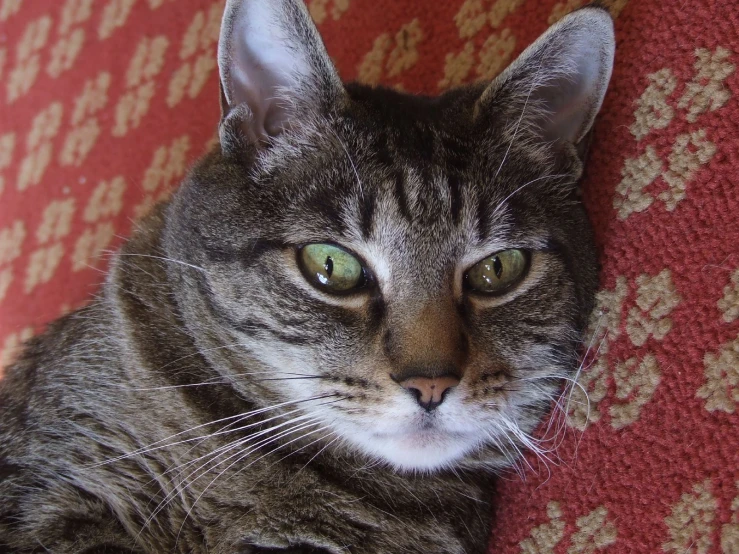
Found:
[164,0,614,473]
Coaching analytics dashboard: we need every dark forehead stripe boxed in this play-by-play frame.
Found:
[361,107,477,230]
[392,169,412,223]
[372,131,412,224]
[301,188,348,236]
[447,172,463,227]
[358,189,376,240]
[475,187,492,242]
[442,131,472,229]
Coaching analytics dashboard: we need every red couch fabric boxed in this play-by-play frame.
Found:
[0,1,737,552]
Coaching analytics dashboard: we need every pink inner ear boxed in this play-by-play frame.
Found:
[230,35,300,140]
[218,0,343,144]
[263,100,295,137]
[478,9,614,146]
[543,66,598,144]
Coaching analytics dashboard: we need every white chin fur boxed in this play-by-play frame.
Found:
[345,426,483,473]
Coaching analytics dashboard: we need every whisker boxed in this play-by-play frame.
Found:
[224,424,333,486]
[160,395,345,476]
[491,173,572,218]
[329,127,363,198]
[123,370,323,391]
[160,409,316,478]
[114,253,206,273]
[160,402,341,480]
[93,394,337,467]
[289,433,341,478]
[140,417,323,538]
[164,395,345,487]
[490,59,543,186]
[173,422,330,545]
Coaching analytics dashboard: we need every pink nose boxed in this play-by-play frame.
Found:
[399,376,460,411]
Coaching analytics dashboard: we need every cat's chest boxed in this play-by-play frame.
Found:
[137,447,488,554]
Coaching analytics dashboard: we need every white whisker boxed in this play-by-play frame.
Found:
[94,394,335,467]
[114,253,206,273]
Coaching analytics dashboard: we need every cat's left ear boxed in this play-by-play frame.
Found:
[217,0,345,145]
[475,6,615,146]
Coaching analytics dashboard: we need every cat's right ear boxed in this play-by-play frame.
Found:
[475,6,615,148]
[217,0,345,148]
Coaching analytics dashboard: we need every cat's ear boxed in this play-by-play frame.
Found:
[217,0,345,144]
[475,7,615,145]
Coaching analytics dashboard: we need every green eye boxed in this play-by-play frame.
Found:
[465,249,529,294]
[299,244,365,293]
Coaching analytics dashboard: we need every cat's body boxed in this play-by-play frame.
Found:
[0,1,614,552]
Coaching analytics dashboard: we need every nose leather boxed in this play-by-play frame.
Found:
[399,375,460,411]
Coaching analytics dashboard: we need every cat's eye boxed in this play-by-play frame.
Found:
[298,243,366,293]
[465,249,529,295]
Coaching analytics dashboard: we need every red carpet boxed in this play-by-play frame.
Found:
[0,0,737,551]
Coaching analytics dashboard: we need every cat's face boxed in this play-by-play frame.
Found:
[165,0,614,472]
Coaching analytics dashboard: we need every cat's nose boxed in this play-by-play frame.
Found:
[398,375,460,412]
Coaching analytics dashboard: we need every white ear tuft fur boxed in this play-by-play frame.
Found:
[478,7,615,144]
[218,0,344,143]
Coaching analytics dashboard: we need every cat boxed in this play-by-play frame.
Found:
[0,0,614,552]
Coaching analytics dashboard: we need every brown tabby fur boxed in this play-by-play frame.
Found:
[0,2,614,552]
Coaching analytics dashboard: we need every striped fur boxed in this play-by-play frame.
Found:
[0,3,614,552]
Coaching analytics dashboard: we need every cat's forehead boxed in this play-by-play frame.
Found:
[240,83,561,281]
[271,146,521,282]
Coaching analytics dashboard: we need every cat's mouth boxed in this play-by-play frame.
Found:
[329,396,485,470]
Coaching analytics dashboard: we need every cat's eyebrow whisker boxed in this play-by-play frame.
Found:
[328,127,363,199]
[490,60,543,186]
[491,173,572,218]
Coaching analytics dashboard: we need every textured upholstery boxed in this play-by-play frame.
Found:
[0,0,737,552]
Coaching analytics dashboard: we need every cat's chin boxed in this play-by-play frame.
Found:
[356,429,481,473]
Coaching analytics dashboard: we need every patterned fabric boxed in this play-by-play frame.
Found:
[0,0,737,552]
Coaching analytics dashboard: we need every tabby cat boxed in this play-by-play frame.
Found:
[0,1,614,552]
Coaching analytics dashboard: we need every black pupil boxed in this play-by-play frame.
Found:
[324,256,334,277]
[493,256,503,279]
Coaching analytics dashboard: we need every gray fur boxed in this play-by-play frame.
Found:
[0,2,614,553]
